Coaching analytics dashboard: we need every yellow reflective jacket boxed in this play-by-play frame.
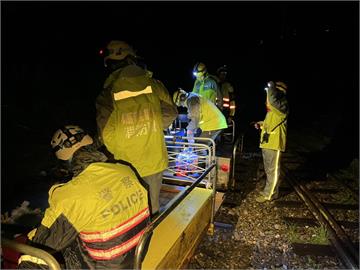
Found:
[260,88,289,152]
[96,65,178,177]
[192,74,221,106]
[20,162,150,269]
[186,93,228,132]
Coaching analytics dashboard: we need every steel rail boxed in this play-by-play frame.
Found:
[296,180,359,262]
[283,166,359,269]
[1,238,61,270]
[133,164,216,270]
[285,166,359,261]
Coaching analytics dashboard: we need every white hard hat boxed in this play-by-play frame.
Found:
[51,125,93,160]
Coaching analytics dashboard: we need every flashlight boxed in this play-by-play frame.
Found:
[193,72,197,77]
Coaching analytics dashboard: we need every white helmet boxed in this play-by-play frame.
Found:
[173,88,188,106]
[51,125,93,160]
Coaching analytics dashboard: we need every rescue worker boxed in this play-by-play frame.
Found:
[192,62,223,109]
[18,125,151,269]
[173,89,228,143]
[254,81,289,203]
[215,65,236,120]
[96,40,178,216]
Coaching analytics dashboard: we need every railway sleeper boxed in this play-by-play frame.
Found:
[282,217,359,229]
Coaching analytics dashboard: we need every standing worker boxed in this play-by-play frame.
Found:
[192,62,223,109]
[253,81,289,203]
[173,89,228,143]
[18,125,151,269]
[96,40,178,216]
[215,65,236,121]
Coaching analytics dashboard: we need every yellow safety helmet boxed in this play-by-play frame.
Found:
[275,81,288,93]
[51,125,93,160]
[173,88,188,106]
[103,40,137,63]
[193,62,207,79]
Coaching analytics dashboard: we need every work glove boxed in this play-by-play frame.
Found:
[253,121,263,130]
[195,128,202,137]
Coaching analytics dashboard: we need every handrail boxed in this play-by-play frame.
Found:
[164,135,216,191]
[230,134,244,189]
[221,119,235,144]
[1,238,61,270]
[229,119,236,144]
[133,164,216,270]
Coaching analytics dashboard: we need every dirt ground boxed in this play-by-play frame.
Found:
[187,123,359,269]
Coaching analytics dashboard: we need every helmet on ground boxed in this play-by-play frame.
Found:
[51,125,93,160]
[217,65,228,75]
[103,40,137,63]
[173,88,188,106]
[275,81,287,93]
[193,62,207,79]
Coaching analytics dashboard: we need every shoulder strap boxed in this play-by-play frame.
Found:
[106,158,152,210]
[270,117,287,132]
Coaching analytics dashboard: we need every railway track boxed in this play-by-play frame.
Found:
[186,130,358,269]
[278,152,359,269]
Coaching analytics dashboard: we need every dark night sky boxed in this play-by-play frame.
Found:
[1,0,359,212]
[1,1,359,152]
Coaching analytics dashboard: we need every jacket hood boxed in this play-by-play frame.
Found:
[109,65,153,93]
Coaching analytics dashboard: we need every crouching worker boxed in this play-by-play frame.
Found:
[173,89,228,144]
[18,125,151,269]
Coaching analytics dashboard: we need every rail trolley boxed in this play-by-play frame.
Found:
[1,115,241,270]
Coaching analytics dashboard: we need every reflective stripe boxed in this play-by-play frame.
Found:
[80,208,150,243]
[230,105,236,109]
[223,97,230,102]
[85,230,145,260]
[276,86,286,92]
[113,86,153,101]
[223,104,230,108]
[18,255,48,266]
[268,150,281,199]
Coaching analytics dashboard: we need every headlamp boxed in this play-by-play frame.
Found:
[194,71,205,79]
